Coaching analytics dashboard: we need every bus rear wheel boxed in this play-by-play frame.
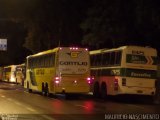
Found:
[93,82,100,98]
[27,81,32,93]
[45,83,50,97]
[42,83,45,96]
[101,83,107,99]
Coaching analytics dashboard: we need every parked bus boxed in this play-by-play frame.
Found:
[2,65,17,83]
[15,63,26,85]
[24,47,91,96]
[90,46,157,98]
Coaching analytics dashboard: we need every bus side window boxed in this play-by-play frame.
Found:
[48,54,53,67]
[115,51,122,65]
[102,52,110,66]
[38,56,41,67]
[107,52,111,66]
[110,52,115,65]
[43,53,55,67]
[42,56,46,67]
[36,57,40,67]
[90,55,95,67]
[44,55,50,67]
[91,55,96,66]
[96,54,102,66]
[52,53,55,66]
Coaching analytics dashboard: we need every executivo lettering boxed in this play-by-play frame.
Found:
[59,61,88,66]
[131,72,151,78]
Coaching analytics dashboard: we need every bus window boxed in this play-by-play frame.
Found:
[90,55,94,67]
[90,55,97,67]
[102,52,110,66]
[95,54,102,66]
[115,51,122,65]
[110,52,115,65]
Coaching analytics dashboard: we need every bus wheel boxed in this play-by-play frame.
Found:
[45,83,50,97]
[27,81,32,93]
[93,82,100,98]
[42,83,45,96]
[101,83,107,99]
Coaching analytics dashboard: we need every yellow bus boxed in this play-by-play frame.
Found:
[24,47,91,96]
[2,65,17,83]
[90,46,157,98]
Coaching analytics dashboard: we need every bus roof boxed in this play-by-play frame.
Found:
[4,65,17,68]
[27,47,89,58]
[90,45,156,54]
[27,47,59,58]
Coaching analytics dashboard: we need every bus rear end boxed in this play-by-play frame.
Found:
[119,46,157,96]
[54,47,91,94]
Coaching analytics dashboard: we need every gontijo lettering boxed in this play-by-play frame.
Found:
[59,61,88,66]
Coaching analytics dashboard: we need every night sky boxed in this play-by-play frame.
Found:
[0,0,160,65]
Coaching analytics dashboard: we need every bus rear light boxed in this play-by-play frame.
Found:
[85,48,88,51]
[91,76,95,80]
[88,81,91,84]
[87,77,93,84]
[55,80,60,84]
[122,78,126,86]
[55,77,60,80]
[70,47,79,50]
[74,80,77,84]
[55,77,60,84]
[87,77,91,81]
[114,79,118,91]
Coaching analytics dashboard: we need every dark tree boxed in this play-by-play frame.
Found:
[81,0,160,50]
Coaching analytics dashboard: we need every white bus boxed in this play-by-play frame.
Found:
[24,47,91,96]
[90,46,157,98]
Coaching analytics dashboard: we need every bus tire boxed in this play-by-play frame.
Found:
[45,83,50,97]
[42,82,45,96]
[93,82,100,98]
[27,81,32,93]
[101,83,107,99]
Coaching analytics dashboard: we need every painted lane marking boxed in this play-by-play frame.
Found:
[126,104,147,111]
[24,91,29,94]
[7,98,13,101]
[1,95,6,98]
[14,101,22,106]
[75,105,89,109]
[41,115,56,120]
[26,107,37,112]
[75,104,103,112]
